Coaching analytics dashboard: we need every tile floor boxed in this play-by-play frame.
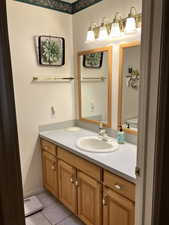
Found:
[25,192,84,225]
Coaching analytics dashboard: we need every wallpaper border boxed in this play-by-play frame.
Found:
[15,0,103,14]
[73,0,103,14]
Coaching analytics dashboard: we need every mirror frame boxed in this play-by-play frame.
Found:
[78,46,112,128]
[118,41,141,135]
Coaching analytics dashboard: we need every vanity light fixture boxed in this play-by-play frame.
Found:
[124,7,137,34]
[97,18,108,41]
[85,7,142,42]
[86,24,95,42]
[110,12,122,38]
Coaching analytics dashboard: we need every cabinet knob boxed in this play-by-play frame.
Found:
[44,146,48,151]
[70,178,74,183]
[75,180,79,187]
[51,166,56,170]
[51,162,56,171]
[114,184,121,190]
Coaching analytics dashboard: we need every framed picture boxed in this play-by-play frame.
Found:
[83,52,103,68]
[38,36,65,66]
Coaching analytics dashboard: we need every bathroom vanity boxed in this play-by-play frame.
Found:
[39,42,140,225]
[40,128,136,225]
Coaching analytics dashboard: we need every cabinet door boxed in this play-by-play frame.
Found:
[77,171,101,225]
[42,151,58,198]
[103,187,134,225]
[58,160,77,213]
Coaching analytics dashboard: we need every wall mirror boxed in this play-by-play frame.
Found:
[78,47,112,127]
[118,41,141,135]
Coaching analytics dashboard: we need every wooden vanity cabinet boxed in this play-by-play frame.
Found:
[42,151,58,198]
[103,187,134,225]
[58,159,102,225]
[41,139,57,156]
[58,160,77,214]
[57,147,101,181]
[103,170,135,201]
[77,171,102,225]
[40,138,135,225]
[103,171,135,225]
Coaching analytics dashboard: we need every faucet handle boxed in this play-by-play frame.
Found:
[99,121,104,129]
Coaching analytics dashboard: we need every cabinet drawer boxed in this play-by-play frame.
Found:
[57,147,101,181]
[41,139,57,156]
[104,170,135,201]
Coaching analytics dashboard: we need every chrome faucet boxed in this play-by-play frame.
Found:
[98,122,109,141]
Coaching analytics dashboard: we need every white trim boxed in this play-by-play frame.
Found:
[24,188,45,199]
[135,0,163,224]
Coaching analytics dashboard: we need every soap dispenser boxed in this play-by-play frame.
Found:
[117,126,125,144]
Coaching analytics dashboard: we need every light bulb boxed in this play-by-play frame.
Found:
[110,23,121,38]
[124,7,137,34]
[125,17,137,34]
[98,25,108,41]
[86,30,95,42]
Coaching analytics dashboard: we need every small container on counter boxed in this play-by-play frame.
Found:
[117,126,125,144]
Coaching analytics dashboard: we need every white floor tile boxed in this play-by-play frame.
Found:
[37,192,57,208]
[42,203,72,225]
[25,213,51,225]
[57,215,85,225]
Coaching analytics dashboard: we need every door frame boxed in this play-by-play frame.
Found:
[136,0,169,225]
[151,0,169,224]
[0,0,25,225]
[0,0,168,225]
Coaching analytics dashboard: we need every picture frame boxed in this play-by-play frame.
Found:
[38,36,65,66]
[83,52,103,68]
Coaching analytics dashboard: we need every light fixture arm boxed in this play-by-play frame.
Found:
[129,6,137,17]
[100,17,106,26]
[113,12,122,23]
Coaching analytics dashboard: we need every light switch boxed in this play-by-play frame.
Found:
[51,106,56,115]
[90,102,95,112]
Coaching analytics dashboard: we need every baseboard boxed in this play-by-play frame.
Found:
[24,187,45,199]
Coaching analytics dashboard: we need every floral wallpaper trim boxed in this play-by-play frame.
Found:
[15,0,73,14]
[72,0,102,14]
[15,0,103,14]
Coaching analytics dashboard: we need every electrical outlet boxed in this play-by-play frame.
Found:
[90,102,95,112]
[51,106,56,115]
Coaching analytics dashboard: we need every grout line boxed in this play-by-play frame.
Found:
[35,193,78,225]
[40,205,71,225]
[40,213,53,225]
[54,214,72,225]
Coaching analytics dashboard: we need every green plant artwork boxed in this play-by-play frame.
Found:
[39,36,65,66]
[83,52,103,68]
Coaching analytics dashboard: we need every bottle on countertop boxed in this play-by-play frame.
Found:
[117,126,125,144]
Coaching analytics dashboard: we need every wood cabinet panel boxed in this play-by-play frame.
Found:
[58,160,77,214]
[42,151,58,198]
[57,147,101,181]
[104,170,135,201]
[41,139,57,156]
[77,171,102,225]
[103,187,134,225]
[41,139,135,225]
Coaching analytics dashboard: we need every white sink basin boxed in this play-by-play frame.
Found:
[76,136,119,153]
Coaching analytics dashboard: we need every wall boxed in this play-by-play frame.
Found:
[7,1,75,196]
[73,0,142,130]
[80,53,108,121]
[6,0,142,197]
[122,46,140,123]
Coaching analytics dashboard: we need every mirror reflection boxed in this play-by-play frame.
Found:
[78,47,112,127]
[118,42,140,134]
